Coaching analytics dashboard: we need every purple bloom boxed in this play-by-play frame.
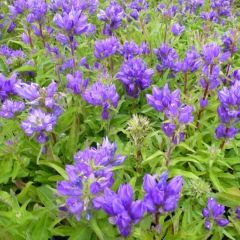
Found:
[143,172,183,214]
[202,198,229,230]
[97,1,124,35]
[66,71,89,95]
[94,37,120,59]
[171,23,185,36]
[0,45,25,65]
[154,43,179,72]
[58,138,126,221]
[222,31,239,55]
[116,58,154,97]
[0,73,17,101]
[21,108,57,143]
[15,82,40,101]
[83,81,119,120]
[236,207,240,219]
[94,184,145,237]
[179,0,204,14]
[128,0,149,20]
[0,100,24,119]
[147,84,193,143]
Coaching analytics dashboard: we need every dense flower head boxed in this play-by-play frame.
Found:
[97,1,124,35]
[26,0,48,23]
[0,45,25,65]
[171,23,185,36]
[157,4,178,18]
[200,11,219,22]
[236,207,240,219]
[215,81,240,139]
[0,73,18,101]
[116,58,154,97]
[128,0,149,20]
[179,0,204,14]
[202,198,229,230]
[0,100,24,119]
[66,71,89,95]
[177,47,201,73]
[147,84,193,143]
[50,0,98,14]
[21,108,57,143]
[143,172,183,214]
[222,30,239,54]
[93,184,145,237]
[119,41,149,59]
[211,0,232,17]
[53,9,91,38]
[57,138,126,221]
[154,43,179,72]
[94,37,120,59]
[83,81,119,119]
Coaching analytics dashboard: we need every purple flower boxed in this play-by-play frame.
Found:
[216,81,240,140]
[94,184,145,237]
[222,31,239,55]
[0,100,24,119]
[147,84,193,143]
[58,138,126,221]
[66,71,89,95]
[83,81,119,119]
[202,198,229,230]
[171,23,185,36]
[154,43,179,72]
[94,37,120,59]
[21,108,57,143]
[179,0,204,14]
[143,172,183,214]
[116,58,154,97]
[236,207,240,219]
[0,73,17,101]
[15,82,40,101]
[97,1,124,35]
[128,0,149,20]
[0,45,25,65]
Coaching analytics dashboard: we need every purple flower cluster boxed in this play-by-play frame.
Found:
[236,207,240,219]
[83,81,119,120]
[66,71,89,95]
[0,100,24,119]
[15,81,62,143]
[128,0,149,20]
[171,23,185,36]
[57,138,126,221]
[202,198,229,230]
[0,73,17,101]
[222,30,239,55]
[179,0,204,14]
[0,45,25,65]
[157,4,178,19]
[97,1,124,35]
[147,84,193,143]
[154,43,179,72]
[119,41,149,60]
[177,47,201,73]
[94,184,145,237]
[116,58,154,97]
[143,172,183,214]
[215,81,240,139]
[94,37,120,59]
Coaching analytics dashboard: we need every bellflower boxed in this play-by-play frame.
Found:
[215,81,240,140]
[94,37,120,59]
[66,71,89,95]
[57,138,126,221]
[93,184,145,237]
[116,58,154,97]
[128,0,149,20]
[83,81,119,120]
[202,198,229,230]
[146,84,193,143]
[179,0,204,14]
[222,31,239,55]
[143,172,183,214]
[236,207,240,219]
[0,45,25,65]
[154,43,179,72]
[171,23,185,36]
[211,0,232,17]
[0,100,25,119]
[97,1,124,35]
[21,108,57,143]
[0,73,18,101]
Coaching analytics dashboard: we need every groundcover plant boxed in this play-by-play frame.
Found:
[0,0,240,239]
